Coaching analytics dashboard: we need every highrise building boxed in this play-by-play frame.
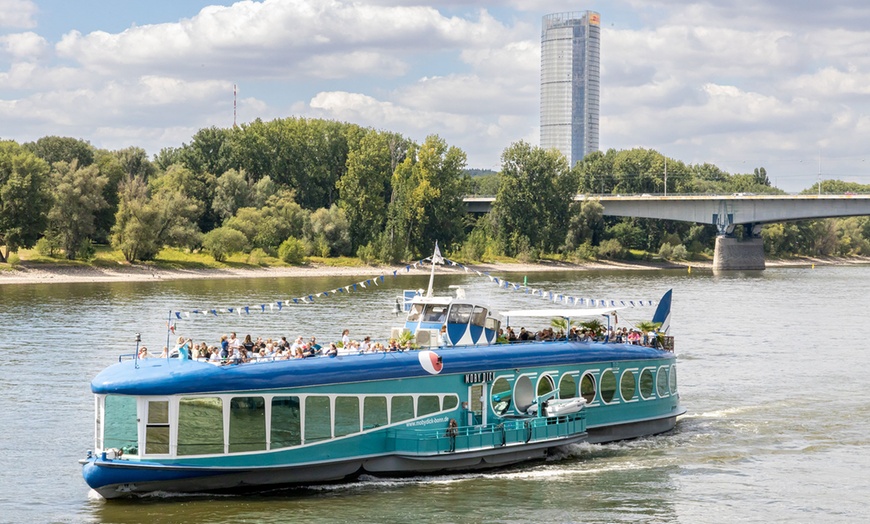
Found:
[540,11,600,167]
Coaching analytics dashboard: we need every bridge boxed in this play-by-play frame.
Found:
[464,194,870,270]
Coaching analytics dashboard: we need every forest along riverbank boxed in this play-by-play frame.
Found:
[2,255,869,286]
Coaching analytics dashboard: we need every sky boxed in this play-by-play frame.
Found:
[2,0,870,192]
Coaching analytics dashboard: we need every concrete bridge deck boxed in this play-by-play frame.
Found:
[464,194,870,270]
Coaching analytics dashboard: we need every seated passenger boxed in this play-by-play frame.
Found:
[326,343,338,357]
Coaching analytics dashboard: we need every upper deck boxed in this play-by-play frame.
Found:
[92,340,675,396]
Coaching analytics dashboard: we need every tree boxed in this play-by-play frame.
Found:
[383,135,469,259]
[24,136,95,167]
[46,160,108,259]
[111,177,156,262]
[114,146,156,180]
[491,141,574,255]
[0,141,51,262]
[278,236,306,264]
[149,163,217,232]
[202,227,247,262]
[91,150,127,243]
[564,199,605,251]
[212,168,251,222]
[111,177,201,262]
[338,130,407,249]
[307,204,351,256]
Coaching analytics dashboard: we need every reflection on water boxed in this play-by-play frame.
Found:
[2,266,870,522]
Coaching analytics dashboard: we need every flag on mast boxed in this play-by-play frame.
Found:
[432,241,444,264]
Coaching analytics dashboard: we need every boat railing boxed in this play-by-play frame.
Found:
[387,411,586,455]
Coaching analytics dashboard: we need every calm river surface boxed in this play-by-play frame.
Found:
[1,266,868,523]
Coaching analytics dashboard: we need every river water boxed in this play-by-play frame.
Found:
[1,265,868,523]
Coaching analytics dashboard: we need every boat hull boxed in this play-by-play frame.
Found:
[84,433,588,499]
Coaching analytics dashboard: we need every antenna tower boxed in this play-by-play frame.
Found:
[233,84,237,127]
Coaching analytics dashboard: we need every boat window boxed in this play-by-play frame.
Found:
[178,397,224,455]
[407,303,424,321]
[491,377,512,415]
[423,304,449,323]
[471,306,488,327]
[229,397,266,453]
[484,317,500,332]
[443,395,459,411]
[335,396,361,437]
[580,374,596,404]
[559,374,577,399]
[363,396,388,430]
[620,371,637,401]
[95,397,102,451]
[639,369,654,399]
[271,396,301,448]
[418,395,441,416]
[600,370,617,403]
[304,396,332,443]
[391,395,414,424]
[514,375,534,413]
[103,395,138,453]
[537,374,555,398]
[669,365,678,394]
[656,367,669,397]
[447,304,473,325]
[145,400,170,454]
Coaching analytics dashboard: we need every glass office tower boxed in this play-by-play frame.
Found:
[540,11,600,167]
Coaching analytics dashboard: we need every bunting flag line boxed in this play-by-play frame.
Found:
[169,254,656,320]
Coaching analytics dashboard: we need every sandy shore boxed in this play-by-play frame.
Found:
[1,255,868,286]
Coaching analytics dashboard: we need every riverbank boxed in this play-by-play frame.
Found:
[2,255,869,286]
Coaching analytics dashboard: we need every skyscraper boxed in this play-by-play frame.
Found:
[540,11,601,167]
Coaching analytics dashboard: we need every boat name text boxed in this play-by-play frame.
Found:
[464,372,494,383]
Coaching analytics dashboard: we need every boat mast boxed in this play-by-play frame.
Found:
[426,241,442,297]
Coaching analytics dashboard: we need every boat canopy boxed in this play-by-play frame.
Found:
[499,307,624,318]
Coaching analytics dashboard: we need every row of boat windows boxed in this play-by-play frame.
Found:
[99,393,459,457]
[491,365,678,416]
[407,303,500,331]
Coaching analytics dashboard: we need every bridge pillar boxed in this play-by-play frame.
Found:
[713,236,765,271]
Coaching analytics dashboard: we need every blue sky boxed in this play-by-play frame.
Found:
[2,0,870,192]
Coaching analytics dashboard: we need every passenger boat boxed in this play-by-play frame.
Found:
[81,253,684,499]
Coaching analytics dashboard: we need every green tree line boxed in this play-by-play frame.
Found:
[2,120,869,265]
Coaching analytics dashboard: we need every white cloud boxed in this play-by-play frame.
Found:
[0,31,47,59]
[54,1,510,79]
[0,0,37,29]
[308,90,521,168]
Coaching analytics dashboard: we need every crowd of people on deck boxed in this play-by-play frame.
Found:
[135,329,417,364]
[134,321,662,363]
[502,325,661,347]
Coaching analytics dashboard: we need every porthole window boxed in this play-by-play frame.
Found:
[620,370,636,401]
[656,367,669,397]
[600,370,617,403]
[514,375,534,413]
[669,365,678,394]
[491,377,512,416]
[559,374,577,399]
[580,373,596,404]
[537,374,555,398]
[639,369,654,399]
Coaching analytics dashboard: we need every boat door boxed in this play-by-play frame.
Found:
[467,383,487,426]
